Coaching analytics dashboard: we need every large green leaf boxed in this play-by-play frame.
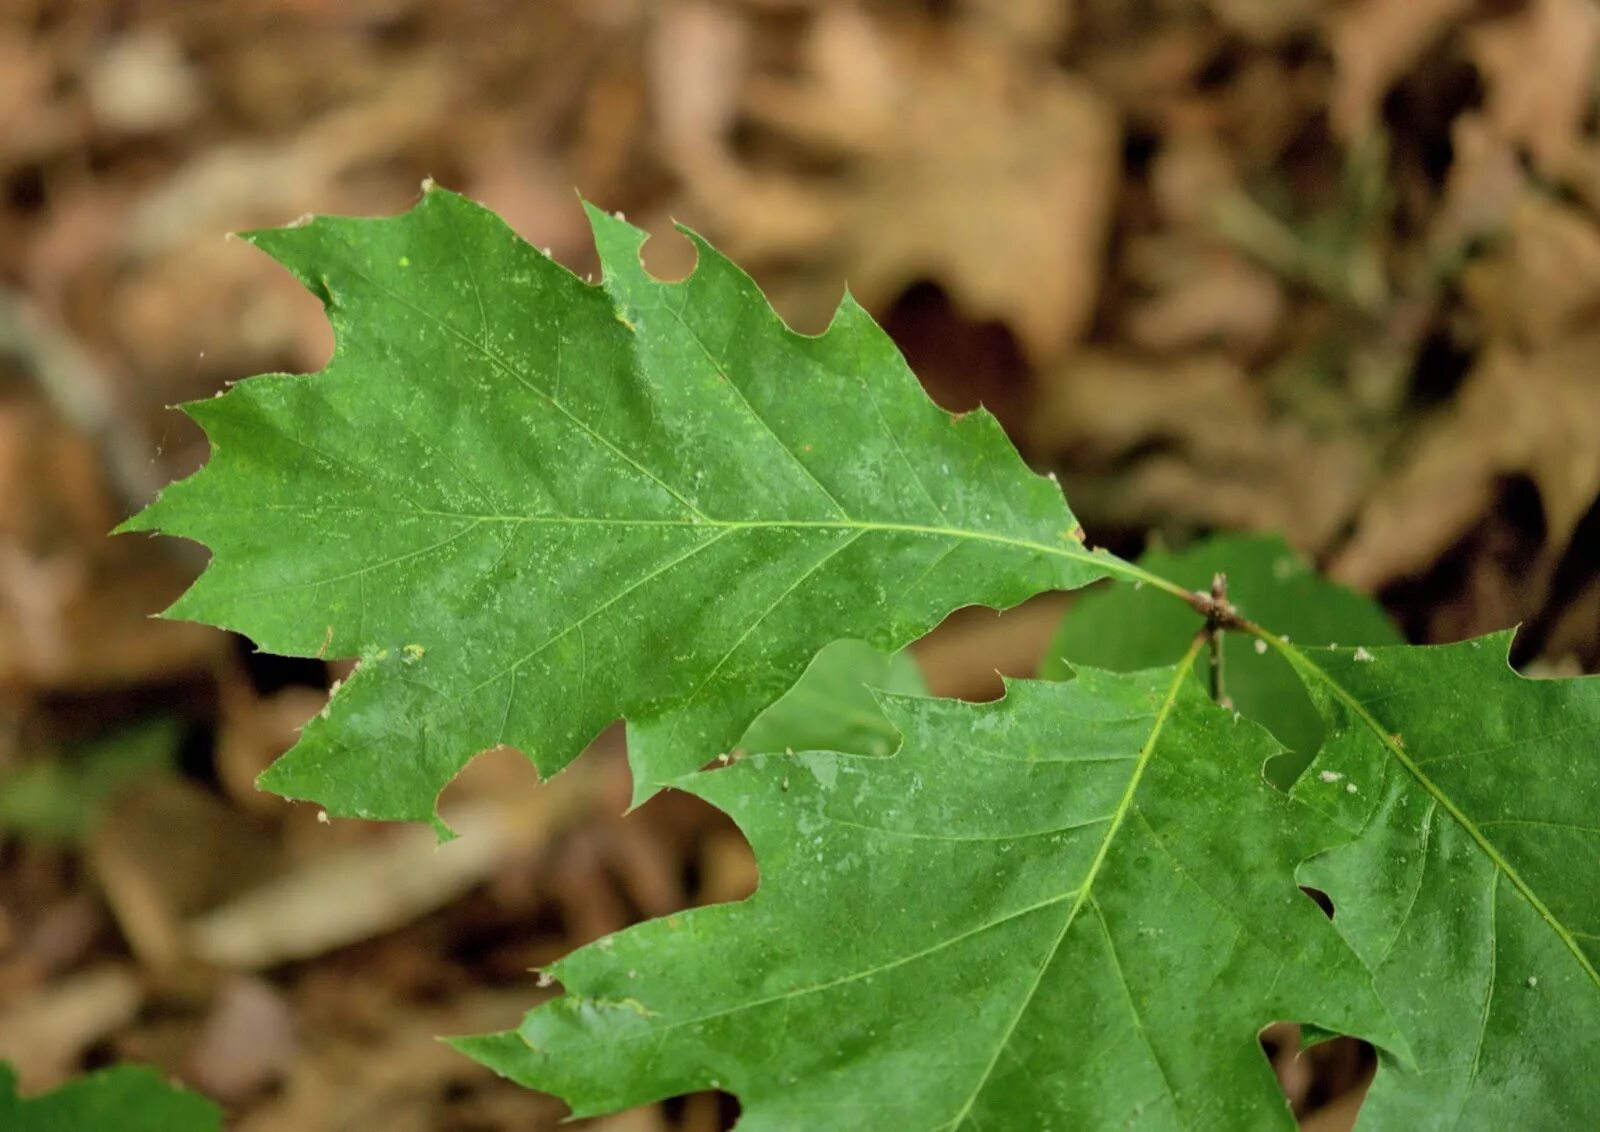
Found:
[1045,534,1401,785]
[458,651,1406,1129]
[1280,633,1600,1128]
[0,1063,220,1132]
[119,188,1119,829]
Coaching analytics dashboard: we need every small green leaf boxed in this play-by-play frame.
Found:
[121,189,1113,829]
[458,653,1407,1128]
[0,1063,220,1132]
[1283,634,1600,1127]
[1045,534,1400,784]
[738,639,925,758]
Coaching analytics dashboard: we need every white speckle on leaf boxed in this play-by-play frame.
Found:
[1527,975,1539,988]
[1319,770,1344,784]
[1346,782,1358,794]
[1353,647,1375,662]
[596,936,615,952]
[536,971,555,988]
[1254,639,1268,654]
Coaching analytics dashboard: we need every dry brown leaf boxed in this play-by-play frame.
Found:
[1459,194,1600,349]
[1468,0,1600,177]
[187,975,297,1103]
[215,678,329,816]
[650,0,752,177]
[1120,237,1286,358]
[1207,0,1322,42]
[1427,113,1528,264]
[1029,351,1372,549]
[839,34,1118,363]
[0,397,221,692]
[958,0,1076,50]
[691,13,1119,362]
[90,779,280,969]
[1334,332,1600,589]
[188,749,606,970]
[235,985,566,1132]
[0,964,144,1093]
[1327,0,1474,139]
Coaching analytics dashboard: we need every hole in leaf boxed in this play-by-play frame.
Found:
[637,223,698,283]
[1261,1022,1377,1124]
[660,1088,741,1129]
[1300,884,1335,920]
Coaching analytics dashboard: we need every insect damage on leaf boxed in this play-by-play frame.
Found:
[119,185,1116,831]
[1280,632,1600,1128]
[457,655,1406,1128]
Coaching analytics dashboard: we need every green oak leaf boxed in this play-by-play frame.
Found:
[0,1063,220,1132]
[1281,633,1600,1128]
[739,639,925,759]
[1045,534,1400,785]
[457,652,1408,1129]
[118,187,1113,830]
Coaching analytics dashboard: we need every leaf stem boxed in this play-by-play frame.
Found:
[1204,573,1231,708]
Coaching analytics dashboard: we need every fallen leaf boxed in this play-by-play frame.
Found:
[1468,0,1600,177]
[1334,331,1600,590]
[1327,0,1474,139]
[692,12,1120,361]
[1028,351,1371,549]
[1459,194,1600,348]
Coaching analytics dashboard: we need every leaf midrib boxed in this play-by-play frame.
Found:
[174,499,1189,600]
[944,640,1203,1129]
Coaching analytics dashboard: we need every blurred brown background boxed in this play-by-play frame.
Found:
[2,1,1598,1129]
